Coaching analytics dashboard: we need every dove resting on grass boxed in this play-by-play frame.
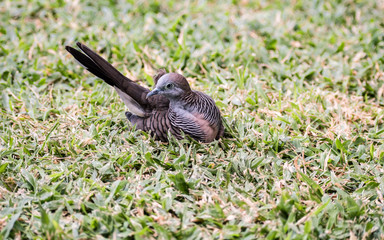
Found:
[65,42,224,142]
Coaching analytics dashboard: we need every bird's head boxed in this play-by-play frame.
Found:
[146,73,191,99]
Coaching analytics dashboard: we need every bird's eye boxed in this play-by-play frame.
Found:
[166,83,173,89]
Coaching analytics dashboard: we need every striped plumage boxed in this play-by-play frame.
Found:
[65,42,224,142]
[169,91,222,142]
[66,43,224,142]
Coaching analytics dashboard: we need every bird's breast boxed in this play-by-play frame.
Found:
[170,107,218,142]
[192,113,218,142]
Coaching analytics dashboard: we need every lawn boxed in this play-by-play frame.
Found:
[1,0,384,239]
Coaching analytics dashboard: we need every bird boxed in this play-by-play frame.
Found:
[65,42,224,142]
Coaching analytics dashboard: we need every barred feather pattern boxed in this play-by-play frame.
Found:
[128,91,222,142]
[168,91,222,142]
[127,110,181,142]
[66,42,224,142]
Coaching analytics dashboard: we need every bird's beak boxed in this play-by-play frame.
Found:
[146,88,160,99]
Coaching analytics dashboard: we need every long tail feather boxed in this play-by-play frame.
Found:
[74,42,131,88]
[65,46,114,86]
[66,42,150,109]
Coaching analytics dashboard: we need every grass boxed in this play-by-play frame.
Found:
[1,0,384,239]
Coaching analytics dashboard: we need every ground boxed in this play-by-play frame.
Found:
[1,0,384,239]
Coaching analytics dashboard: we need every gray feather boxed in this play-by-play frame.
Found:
[66,42,224,142]
[114,87,146,117]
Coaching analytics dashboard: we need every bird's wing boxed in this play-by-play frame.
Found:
[153,69,167,85]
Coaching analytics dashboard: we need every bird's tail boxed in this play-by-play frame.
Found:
[65,42,128,87]
[65,42,150,117]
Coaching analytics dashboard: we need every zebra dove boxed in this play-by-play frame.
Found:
[65,42,224,142]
